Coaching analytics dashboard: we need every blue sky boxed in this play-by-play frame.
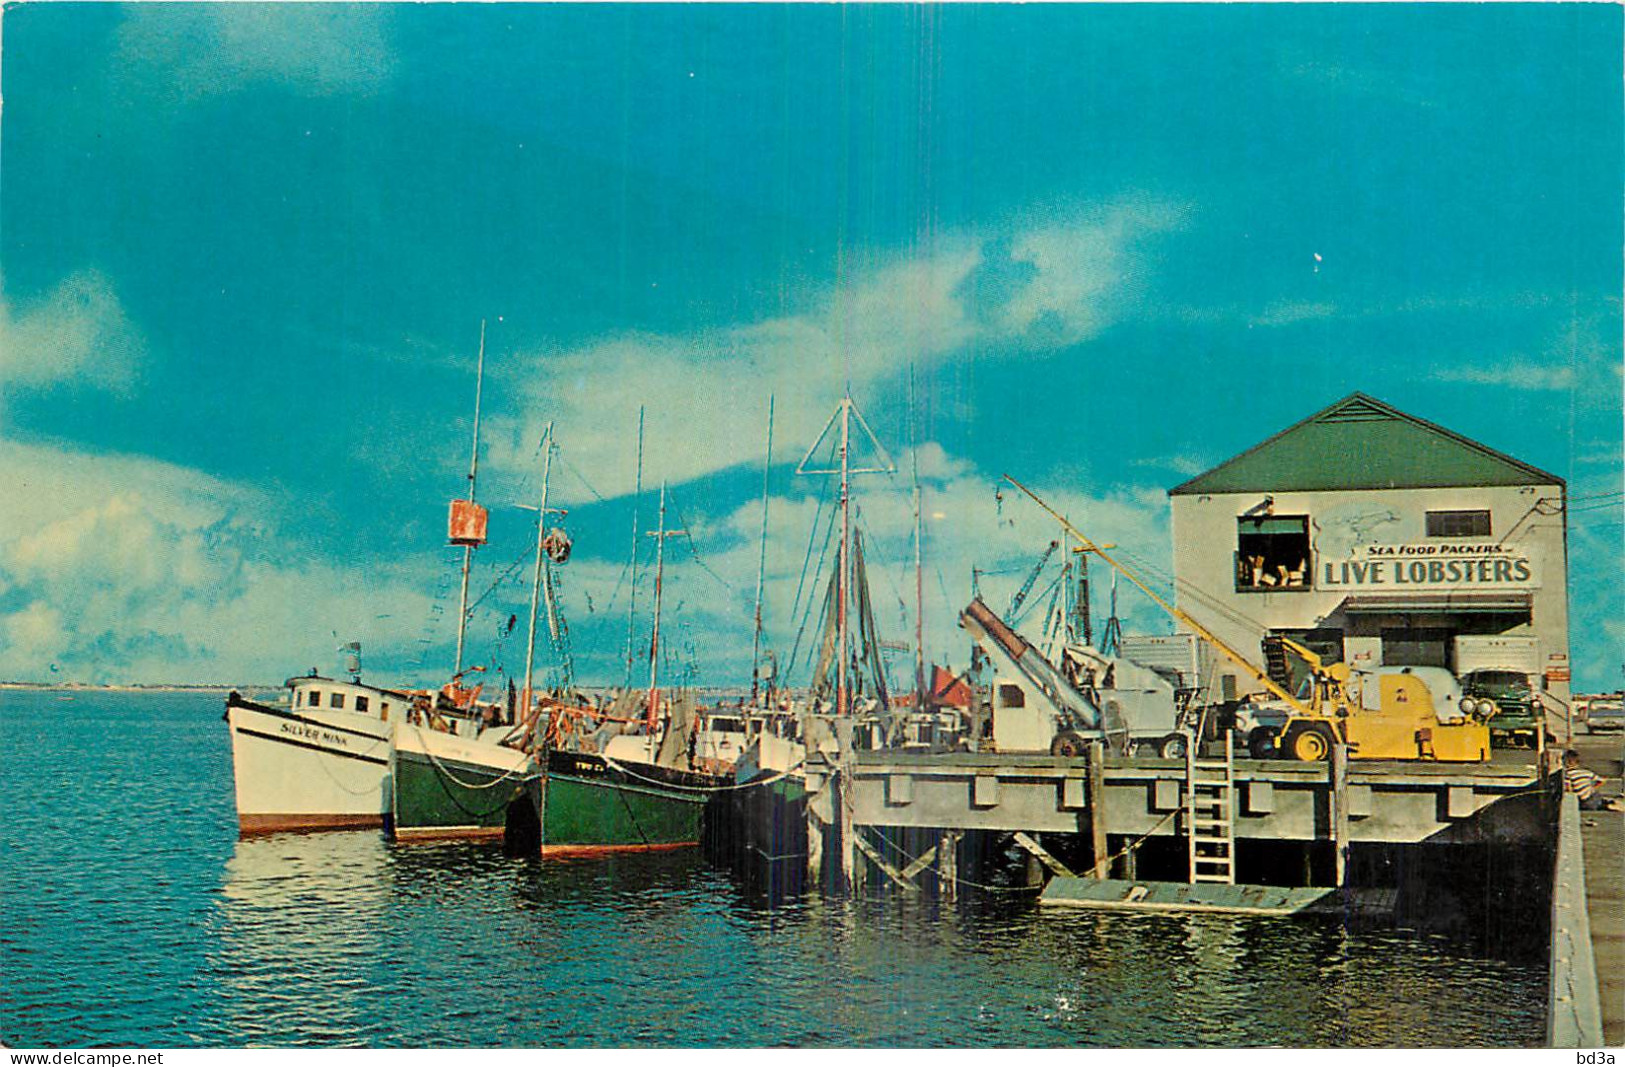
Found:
[1,3,1620,691]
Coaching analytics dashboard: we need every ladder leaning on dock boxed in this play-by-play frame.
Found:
[1185,730,1236,885]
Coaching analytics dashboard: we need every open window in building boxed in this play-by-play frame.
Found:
[1235,515,1311,591]
[1426,510,1491,537]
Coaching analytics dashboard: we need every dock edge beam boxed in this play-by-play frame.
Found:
[1548,792,1604,1048]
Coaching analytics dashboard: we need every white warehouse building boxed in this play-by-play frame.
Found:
[1167,393,1571,732]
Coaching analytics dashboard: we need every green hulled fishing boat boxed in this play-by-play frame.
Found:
[538,741,722,855]
[391,719,540,842]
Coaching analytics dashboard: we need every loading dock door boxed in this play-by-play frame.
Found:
[1380,627,1452,668]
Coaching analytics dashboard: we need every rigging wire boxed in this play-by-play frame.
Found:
[786,479,834,638]
[787,495,841,683]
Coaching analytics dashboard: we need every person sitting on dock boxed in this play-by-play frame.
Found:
[1562,750,1624,812]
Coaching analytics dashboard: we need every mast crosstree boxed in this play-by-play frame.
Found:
[796,395,895,717]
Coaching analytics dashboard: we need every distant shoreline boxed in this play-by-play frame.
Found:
[0,683,272,693]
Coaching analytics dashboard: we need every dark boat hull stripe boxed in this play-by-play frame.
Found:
[228,696,392,743]
[234,726,391,766]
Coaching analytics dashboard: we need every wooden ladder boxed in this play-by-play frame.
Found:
[1185,729,1236,885]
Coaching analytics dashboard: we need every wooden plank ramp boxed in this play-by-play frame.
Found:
[1039,876,1396,918]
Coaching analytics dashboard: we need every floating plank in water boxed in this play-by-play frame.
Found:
[1039,877,1396,918]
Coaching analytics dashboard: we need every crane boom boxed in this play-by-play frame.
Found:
[1000,475,1314,716]
[1006,540,1059,624]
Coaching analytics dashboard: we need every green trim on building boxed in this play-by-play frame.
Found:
[1169,393,1563,496]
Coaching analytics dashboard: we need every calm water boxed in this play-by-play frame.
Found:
[1,690,1545,1048]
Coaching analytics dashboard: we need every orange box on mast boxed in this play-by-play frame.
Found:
[448,499,489,545]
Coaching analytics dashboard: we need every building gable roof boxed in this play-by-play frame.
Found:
[1169,393,1563,496]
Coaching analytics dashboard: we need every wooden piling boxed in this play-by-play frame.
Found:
[1331,738,1350,888]
[1087,740,1109,879]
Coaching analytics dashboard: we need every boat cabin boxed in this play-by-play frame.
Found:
[285,675,413,727]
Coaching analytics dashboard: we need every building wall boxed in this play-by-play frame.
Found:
[1168,482,1571,710]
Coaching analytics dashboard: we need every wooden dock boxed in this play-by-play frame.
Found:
[827,747,1546,846]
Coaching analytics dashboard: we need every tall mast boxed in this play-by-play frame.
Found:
[838,398,852,717]
[453,320,487,676]
[750,396,775,704]
[625,406,645,684]
[910,367,925,709]
[796,394,894,717]
[646,482,682,733]
[521,422,556,715]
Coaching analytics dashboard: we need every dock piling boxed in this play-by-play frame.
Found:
[1332,740,1350,887]
[1087,740,1108,878]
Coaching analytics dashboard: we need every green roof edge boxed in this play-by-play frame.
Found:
[1167,391,1565,496]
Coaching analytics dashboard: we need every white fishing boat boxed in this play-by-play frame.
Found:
[224,674,412,834]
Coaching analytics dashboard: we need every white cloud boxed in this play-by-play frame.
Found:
[485,198,1188,502]
[0,441,432,684]
[0,271,144,397]
[1433,361,1576,391]
[1131,453,1211,477]
[1248,300,1338,328]
[113,6,395,100]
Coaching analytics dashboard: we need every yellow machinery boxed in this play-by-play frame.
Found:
[1003,476,1492,763]
[1264,639,1490,762]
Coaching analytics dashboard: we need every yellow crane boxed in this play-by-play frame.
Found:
[1002,475,1491,763]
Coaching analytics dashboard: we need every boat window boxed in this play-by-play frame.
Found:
[1426,510,1491,538]
[330,692,345,709]
[355,695,370,712]
[997,683,1026,709]
[1236,515,1311,591]
[710,717,743,733]
[306,689,321,706]
[380,702,390,721]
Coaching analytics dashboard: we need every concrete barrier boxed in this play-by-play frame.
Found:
[1549,792,1604,1047]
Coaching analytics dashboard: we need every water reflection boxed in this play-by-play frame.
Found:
[2,692,1550,1048]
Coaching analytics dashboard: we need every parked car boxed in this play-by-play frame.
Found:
[1584,699,1624,734]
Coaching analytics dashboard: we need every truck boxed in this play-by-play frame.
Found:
[1452,635,1543,748]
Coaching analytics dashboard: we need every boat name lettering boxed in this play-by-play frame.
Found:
[281,722,349,748]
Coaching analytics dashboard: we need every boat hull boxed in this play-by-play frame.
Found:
[727,733,808,865]
[224,694,392,834]
[539,749,723,855]
[732,772,808,864]
[391,724,540,843]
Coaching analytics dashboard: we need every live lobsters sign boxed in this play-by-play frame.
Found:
[1319,542,1540,590]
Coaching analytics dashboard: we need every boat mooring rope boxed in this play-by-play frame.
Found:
[600,753,801,794]
[412,726,537,792]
